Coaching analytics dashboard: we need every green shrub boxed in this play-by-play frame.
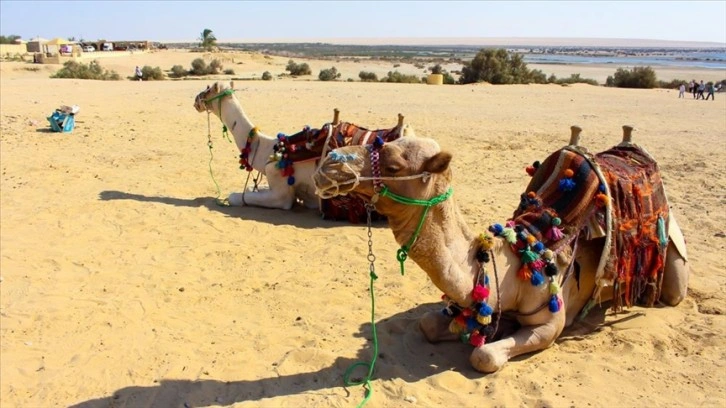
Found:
[261,71,272,80]
[223,68,235,75]
[318,66,341,81]
[140,65,164,80]
[191,58,208,76]
[170,65,188,78]
[286,59,311,76]
[429,64,443,75]
[358,71,378,82]
[381,70,421,84]
[442,72,456,84]
[208,59,223,74]
[548,73,598,86]
[51,60,120,80]
[657,78,687,89]
[606,66,657,88]
[459,48,537,85]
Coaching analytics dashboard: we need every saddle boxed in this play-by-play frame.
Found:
[512,126,669,309]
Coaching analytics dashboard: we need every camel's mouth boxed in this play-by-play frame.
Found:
[193,92,209,112]
[313,166,359,199]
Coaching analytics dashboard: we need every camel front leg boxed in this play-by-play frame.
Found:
[470,313,565,373]
[228,172,295,210]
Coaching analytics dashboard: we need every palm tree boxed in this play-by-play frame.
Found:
[199,29,217,50]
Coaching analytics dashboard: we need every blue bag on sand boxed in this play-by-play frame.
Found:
[47,105,79,133]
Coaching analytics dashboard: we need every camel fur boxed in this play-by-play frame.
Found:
[312,134,689,373]
[194,82,414,210]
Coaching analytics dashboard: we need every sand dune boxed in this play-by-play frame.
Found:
[1,50,725,407]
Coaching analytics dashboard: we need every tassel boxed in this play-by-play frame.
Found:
[542,249,554,261]
[547,226,564,241]
[469,330,486,347]
[549,280,560,295]
[531,271,545,286]
[518,264,532,281]
[373,135,384,149]
[505,220,516,228]
[472,284,490,302]
[500,228,517,244]
[466,317,479,331]
[533,241,545,252]
[530,259,545,272]
[552,217,562,226]
[549,295,560,312]
[449,319,465,334]
[595,193,609,207]
[520,249,538,264]
[478,233,494,251]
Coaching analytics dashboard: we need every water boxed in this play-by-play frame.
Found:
[523,51,726,70]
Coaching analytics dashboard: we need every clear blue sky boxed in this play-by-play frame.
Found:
[1,0,725,44]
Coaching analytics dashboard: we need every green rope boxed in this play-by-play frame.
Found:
[379,186,453,275]
[343,270,379,408]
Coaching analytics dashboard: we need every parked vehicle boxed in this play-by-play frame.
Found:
[83,45,95,52]
[101,42,113,51]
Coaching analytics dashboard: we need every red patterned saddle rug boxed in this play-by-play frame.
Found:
[512,143,669,309]
[275,121,405,223]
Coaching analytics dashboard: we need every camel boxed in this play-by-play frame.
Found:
[312,126,689,373]
[194,82,414,211]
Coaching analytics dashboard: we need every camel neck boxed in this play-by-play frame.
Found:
[386,192,479,306]
[216,96,276,173]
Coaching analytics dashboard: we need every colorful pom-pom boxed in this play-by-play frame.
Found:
[489,223,504,235]
[545,262,558,277]
[478,303,493,316]
[552,217,562,226]
[533,241,545,252]
[505,220,516,228]
[595,193,609,207]
[599,183,606,193]
[526,235,537,245]
[549,295,561,312]
[277,133,286,140]
[531,271,545,286]
[475,249,490,263]
[564,169,574,178]
[449,319,465,334]
[500,228,517,244]
[469,330,486,347]
[526,166,536,176]
[373,136,384,149]
[527,191,537,199]
[549,280,560,295]
[478,233,494,251]
[287,176,295,185]
[476,314,492,325]
[530,259,545,272]
[542,249,554,260]
[472,284,490,302]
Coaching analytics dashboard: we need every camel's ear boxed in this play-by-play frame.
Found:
[230,80,234,90]
[423,151,452,174]
[212,82,220,93]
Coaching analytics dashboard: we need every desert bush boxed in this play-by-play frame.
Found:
[459,48,537,85]
[223,68,235,75]
[549,73,598,86]
[261,71,272,80]
[605,66,657,88]
[170,65,188,78]
[429,64,443,75]
[657,78,687,89]
[208,59,223,74]
[442,72,456,84]
[51,60,120,80]
[286,60,311,76]
[358,71,378,82]
[190,58,208,76]
[140,65,164,80]
[318,66,341,81]
[380,71,421,84]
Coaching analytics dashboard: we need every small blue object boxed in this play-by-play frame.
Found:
[558,178,576,192]
[287,176,295,186]
[47,111,75,133]
[548,295,560,312]
[530,271,545,286]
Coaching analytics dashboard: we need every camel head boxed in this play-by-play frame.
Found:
[193,81,234,113]
[314,137,453,214]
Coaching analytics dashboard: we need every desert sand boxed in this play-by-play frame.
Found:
[1,50,725,408]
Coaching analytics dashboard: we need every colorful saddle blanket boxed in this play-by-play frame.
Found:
[512,143,669,309]
[275,121,405,223]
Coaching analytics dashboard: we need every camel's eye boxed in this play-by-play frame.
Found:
[385,164,402,174]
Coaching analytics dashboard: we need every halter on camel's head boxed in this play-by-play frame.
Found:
[194,81,236,115]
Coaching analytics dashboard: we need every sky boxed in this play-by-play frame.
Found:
[1,0,725,44]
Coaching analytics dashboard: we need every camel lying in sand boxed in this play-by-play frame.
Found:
[312,127,689,373]
[194,82,414,211]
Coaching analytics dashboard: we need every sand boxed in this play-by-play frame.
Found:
[1,50,725,408]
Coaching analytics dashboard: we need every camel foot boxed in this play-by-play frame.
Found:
[419,311,457,343]
[470,345,507,373]
[228,193,245,206]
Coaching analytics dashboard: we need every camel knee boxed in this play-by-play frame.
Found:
[661,242,689,306]
[470,345,508,373]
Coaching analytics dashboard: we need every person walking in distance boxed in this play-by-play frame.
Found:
[678,83,686,98]
[704,82,715,100]
[135,66,143,81]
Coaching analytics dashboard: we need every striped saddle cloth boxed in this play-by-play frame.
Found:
[512,143,669,308]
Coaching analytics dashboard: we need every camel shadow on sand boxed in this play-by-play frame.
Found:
[98,190,388,230]
[68,301,618,408]
[68,303,477,408]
